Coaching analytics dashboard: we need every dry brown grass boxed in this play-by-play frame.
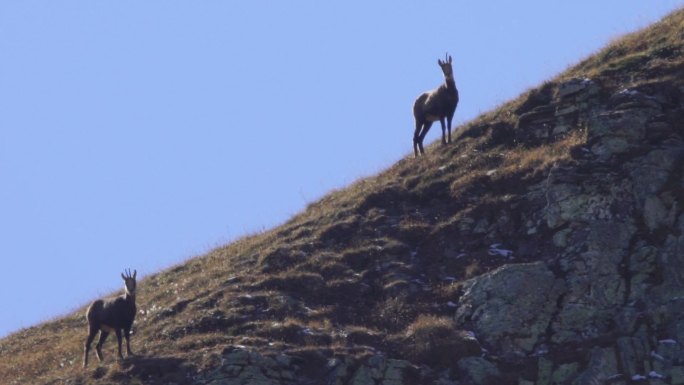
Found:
[567,7,684,84]
[499,129,586,175]
[403,315,481,367]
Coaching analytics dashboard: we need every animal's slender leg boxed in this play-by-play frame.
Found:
[115,329,124,361]
[124,328,134,357]
[440,118,447,145]
[83,327,98,367]
[413,120,423,157]
[447,115,453,143]
[96,331,109,362]
[418,121,433,155]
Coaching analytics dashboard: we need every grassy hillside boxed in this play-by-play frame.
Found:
[2,7,684,385]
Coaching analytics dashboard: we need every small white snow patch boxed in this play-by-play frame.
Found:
[659,339,678,345]
[455,252,466,259]
[410,251,418,258]
[532,346,549,356]
[488,244,513,258]
[650,351,665,361]
[486,169,497,176]
[649,371,665,379]
[447,301,458,308]
[618,88,639,96]
[443,276,457,282]
[631,374,647,381]
[438,165,447,171]
[605,374,623,381]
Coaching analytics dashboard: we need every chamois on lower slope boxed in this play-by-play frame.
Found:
[413,54,460,157]
[83,269,137,368]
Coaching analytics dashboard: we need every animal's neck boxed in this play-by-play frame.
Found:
[444,77,456,90]
[124,291,136,303]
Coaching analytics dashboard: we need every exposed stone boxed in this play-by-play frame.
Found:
[222,347,250,366]
[456,262,566,356]
[573,347,620,385]
[536,357,553,385]
[671,366,684,384]
[383,359,408,382]
[552,362,579,384]
[457,357,500,385]
[349,365,375,385]
[587,106,655,159]
[557,78,597,99]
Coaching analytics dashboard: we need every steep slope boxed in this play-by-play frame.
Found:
[3,8,684,385]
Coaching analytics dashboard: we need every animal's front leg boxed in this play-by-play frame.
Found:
[115,330,124,361]
[124,329,135,357]
[440,118,447,145]
[447,116,453,143]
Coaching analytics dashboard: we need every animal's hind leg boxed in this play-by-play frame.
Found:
[418,121,433,155]
[413,120,423,157]
[83,327,98,368]
[96,331,109,362]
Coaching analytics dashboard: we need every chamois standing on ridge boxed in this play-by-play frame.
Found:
[83,269,137,368]
[413,54,459,157]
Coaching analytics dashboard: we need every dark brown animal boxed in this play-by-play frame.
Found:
[413,54,459,157]
[83,269,137,367]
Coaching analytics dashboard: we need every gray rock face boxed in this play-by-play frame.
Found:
[198,349,418,385]
[456,262,566,356]
[452,76,684,383]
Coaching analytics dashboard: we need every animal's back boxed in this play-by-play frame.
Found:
[427,85,458,114]
[86,299,104,324]
[101,296,136,328]
[415,86,458,121]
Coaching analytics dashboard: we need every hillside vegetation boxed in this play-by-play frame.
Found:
[2,8,684,385]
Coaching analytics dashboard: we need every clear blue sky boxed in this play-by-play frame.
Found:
[1,1,682,338]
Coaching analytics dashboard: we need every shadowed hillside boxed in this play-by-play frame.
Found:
[3,8,684,385]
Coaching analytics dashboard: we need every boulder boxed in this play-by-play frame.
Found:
[456,262,566,356]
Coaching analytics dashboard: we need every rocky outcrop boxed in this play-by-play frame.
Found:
[451,76,684,384]
[198,347,420,385]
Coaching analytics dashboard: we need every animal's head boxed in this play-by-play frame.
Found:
[121,269,137,296]
[437,54,454,81]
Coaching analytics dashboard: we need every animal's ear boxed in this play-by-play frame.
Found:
[437,59,443,66]
[133,270,137,279]
[121,273,126,281]
[448,55,452,64]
